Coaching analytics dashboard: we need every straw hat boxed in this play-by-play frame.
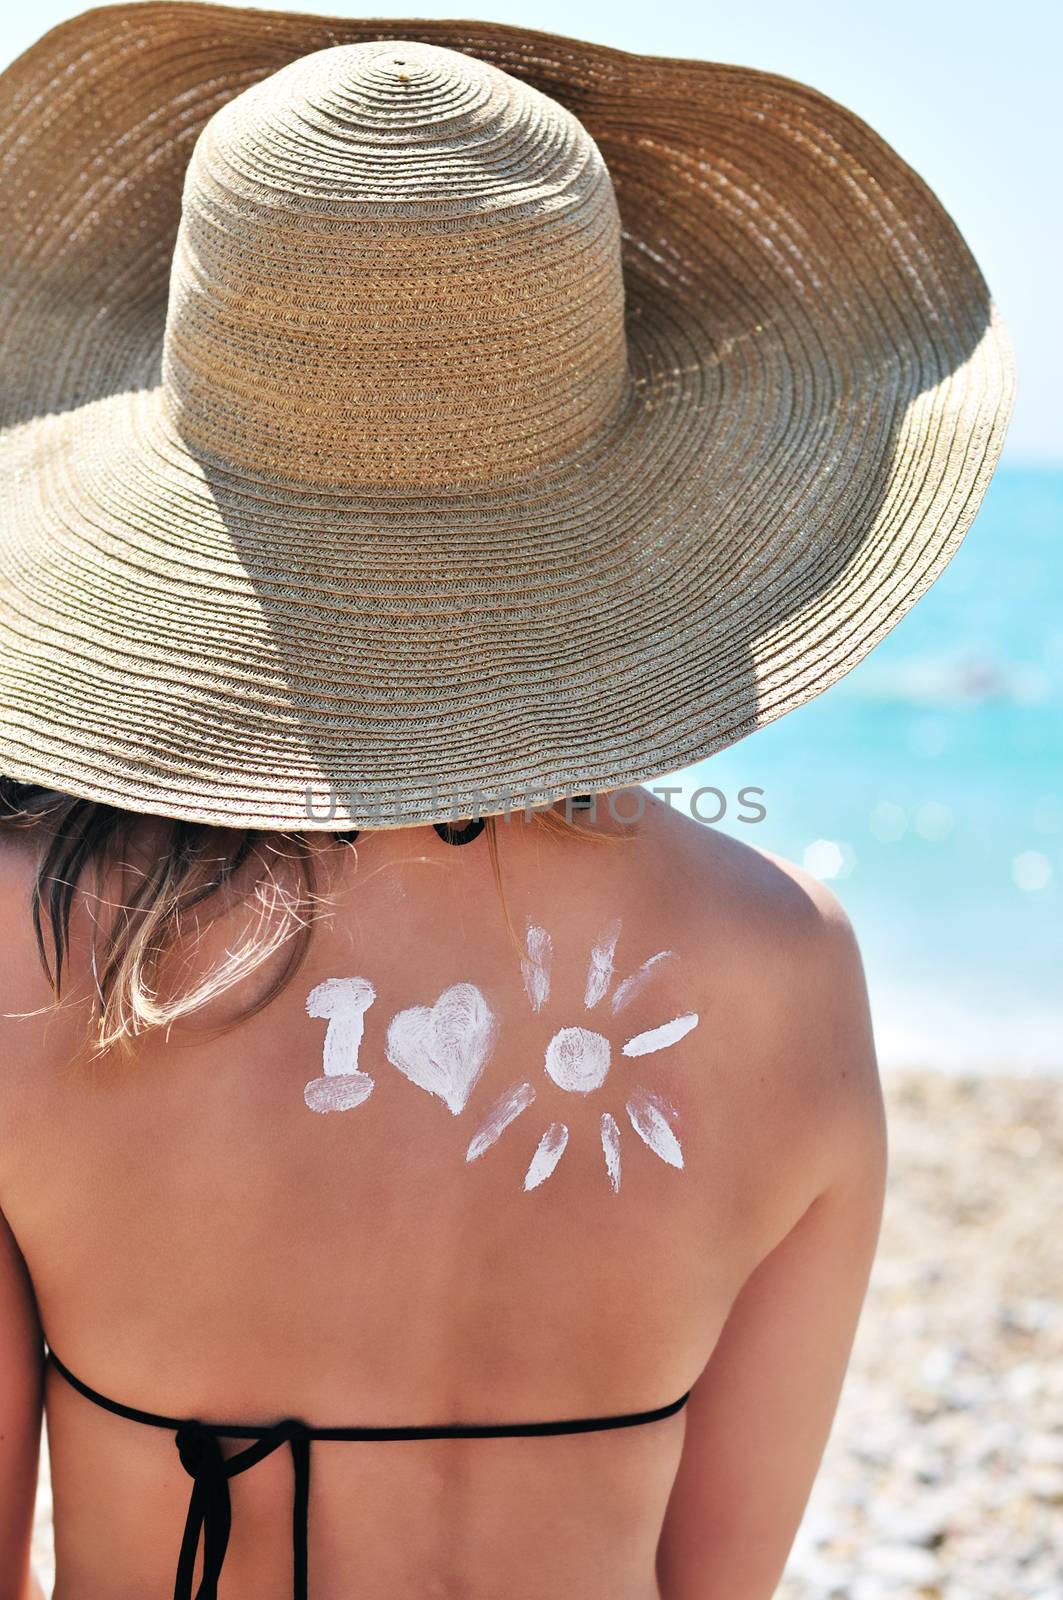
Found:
[0,3,1015,829]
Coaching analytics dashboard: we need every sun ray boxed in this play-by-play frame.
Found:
[622,1012,699,1057]
[522,923,553,1012]
[626,1090,684,1169]
[466,1081,537,1163]
[601,1112,622,1193]
[524,1122,569,1190]
[610,951,675,1012]
[584,918,622,1010]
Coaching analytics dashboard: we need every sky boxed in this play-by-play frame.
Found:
[1,0,1058,463]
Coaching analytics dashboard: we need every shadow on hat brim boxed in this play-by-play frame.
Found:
[0,2,1016,829]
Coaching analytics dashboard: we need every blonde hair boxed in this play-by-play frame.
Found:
[0,780,627,1061]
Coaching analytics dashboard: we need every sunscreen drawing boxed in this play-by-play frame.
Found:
[386,982,499,1115]
[466,1081,537,1163]
[521,924,553,1013]
[626,1090,684,1169]
[524,1122,569,1191]
[601,1112,622,1194]
[304,926,699,1194]
[622,1014,699,1057]
[304,977,377,1114]
[611,951,674,1012]
[477,923,699,1193]
[584,918,622,1010]
[545,1026,611,1092]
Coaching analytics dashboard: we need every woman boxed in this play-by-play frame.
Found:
[0,5,1012,1598]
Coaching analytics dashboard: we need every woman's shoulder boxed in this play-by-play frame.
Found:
[629,798,883,1196]
[626,794,865,994]
[525,792,869,1045]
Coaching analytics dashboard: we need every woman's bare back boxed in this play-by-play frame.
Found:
[0,797,885,1599]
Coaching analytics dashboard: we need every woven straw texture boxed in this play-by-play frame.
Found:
[0,2,1015,829]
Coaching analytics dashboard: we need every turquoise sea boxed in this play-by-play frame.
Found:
[660,466,1062,1073]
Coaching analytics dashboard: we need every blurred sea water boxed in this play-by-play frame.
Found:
[655,465,1062,1073]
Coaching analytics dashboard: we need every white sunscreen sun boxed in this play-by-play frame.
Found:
[524,1122,569,1191]
[622,1013,699,1057]
[304,977,377,1113]
[386,982,498,1115]
[466,1081,537,1163]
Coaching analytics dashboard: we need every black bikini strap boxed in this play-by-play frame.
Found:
[48,1349,311,1600]
[49,1347,187,1431]
[46,1348,689,1600]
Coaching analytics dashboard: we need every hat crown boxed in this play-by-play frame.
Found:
[160,40,629,488]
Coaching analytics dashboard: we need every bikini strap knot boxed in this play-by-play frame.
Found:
[175,1419,216,1476]
[172,1416,311,1600]
[273,1416,310,1443]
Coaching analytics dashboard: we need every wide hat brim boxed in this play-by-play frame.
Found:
[0,1,1015,829]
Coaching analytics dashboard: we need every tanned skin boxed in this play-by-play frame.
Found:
[0,795,885,1600]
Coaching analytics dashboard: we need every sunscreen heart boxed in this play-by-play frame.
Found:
[386,983,498,1115]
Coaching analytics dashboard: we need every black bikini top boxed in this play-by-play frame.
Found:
[47,1347,690,1600]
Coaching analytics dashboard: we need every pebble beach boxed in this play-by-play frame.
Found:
[778,1070,1063,1600]
[32,1069,1063,1598]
